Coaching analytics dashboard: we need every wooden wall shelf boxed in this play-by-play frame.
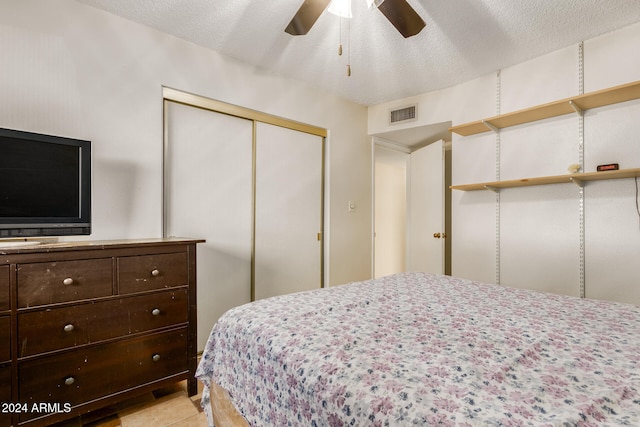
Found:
[451,168,640,192]
[449,80,640,136]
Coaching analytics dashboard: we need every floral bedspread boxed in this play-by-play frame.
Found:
[196,272,640,426]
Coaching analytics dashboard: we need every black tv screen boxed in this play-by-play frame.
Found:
[0,128,91,238]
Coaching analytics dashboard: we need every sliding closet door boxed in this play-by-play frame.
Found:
[165,102,253,351]
[254,122,323,300]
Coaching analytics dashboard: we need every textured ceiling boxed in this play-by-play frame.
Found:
[76,0,640,106]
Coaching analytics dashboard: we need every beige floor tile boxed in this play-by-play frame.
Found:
[166,411,208,427]
[118,393,200,427]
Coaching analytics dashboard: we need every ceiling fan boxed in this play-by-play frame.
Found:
[285,0,426,38]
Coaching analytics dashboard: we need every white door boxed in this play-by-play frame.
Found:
[407,140,445,274]
[254,122,323,300]
[165,102,253,351]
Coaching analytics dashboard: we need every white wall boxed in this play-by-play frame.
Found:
[0,0,372,287]
[369,22,640,305]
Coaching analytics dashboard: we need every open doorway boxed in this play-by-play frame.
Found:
[372,122,451,278]
[374,143,409,277]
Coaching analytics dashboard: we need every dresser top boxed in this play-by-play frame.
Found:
[0,237,205,255]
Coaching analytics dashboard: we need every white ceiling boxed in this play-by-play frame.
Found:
[76,0,640,107]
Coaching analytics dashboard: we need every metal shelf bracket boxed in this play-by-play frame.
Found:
[570,176,584,187]
[569,100,584,116]
[483,120,500,133]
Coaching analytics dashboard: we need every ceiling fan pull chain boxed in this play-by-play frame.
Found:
[347,15,351,76]
[338,13,343,56]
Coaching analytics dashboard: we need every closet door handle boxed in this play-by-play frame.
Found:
[433,233,441,238]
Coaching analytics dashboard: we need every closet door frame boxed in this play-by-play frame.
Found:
[161,86,327,298]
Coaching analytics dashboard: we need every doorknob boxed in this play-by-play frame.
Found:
[433,232,441,238]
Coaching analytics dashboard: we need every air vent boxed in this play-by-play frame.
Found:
[389,104,417,124]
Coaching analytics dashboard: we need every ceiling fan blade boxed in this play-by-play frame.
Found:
[377,0,426,38]
[285,0,333,36]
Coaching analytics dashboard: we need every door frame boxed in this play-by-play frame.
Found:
[371,136,452,277]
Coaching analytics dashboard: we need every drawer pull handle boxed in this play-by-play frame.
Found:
[64,377,75,386]
[62,277,74,286]
[63,324,75,333]
[151,308,161,316]
[151,269,160,277]
[152,354,161,362]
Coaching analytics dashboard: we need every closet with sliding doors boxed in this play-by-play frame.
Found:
[162,88,325,351]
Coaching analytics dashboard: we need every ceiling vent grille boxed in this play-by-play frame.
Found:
[389,104,417,125]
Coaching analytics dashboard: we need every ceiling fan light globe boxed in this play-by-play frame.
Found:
[327,0,353,18]
[365,0,386,9]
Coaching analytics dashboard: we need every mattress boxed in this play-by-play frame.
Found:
[196,272,640,426]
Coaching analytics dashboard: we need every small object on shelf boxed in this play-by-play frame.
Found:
[568,164,581,173]
[597,163,619,172]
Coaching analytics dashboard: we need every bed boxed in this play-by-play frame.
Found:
[195,272,640,426]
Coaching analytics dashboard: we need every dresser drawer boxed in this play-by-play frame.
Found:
[0,365,11,427]
[18,289,188,357]
[17,258,113,307]
[0,316,10,363]
[0,265,9,311]
[18,328,188,422]
[118,252,188,294]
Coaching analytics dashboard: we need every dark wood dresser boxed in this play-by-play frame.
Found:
[0,238,203,426]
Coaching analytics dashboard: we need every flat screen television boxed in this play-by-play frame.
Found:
[0,127,91,240]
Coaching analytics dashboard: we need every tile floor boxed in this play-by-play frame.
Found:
[49,380,208,427]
